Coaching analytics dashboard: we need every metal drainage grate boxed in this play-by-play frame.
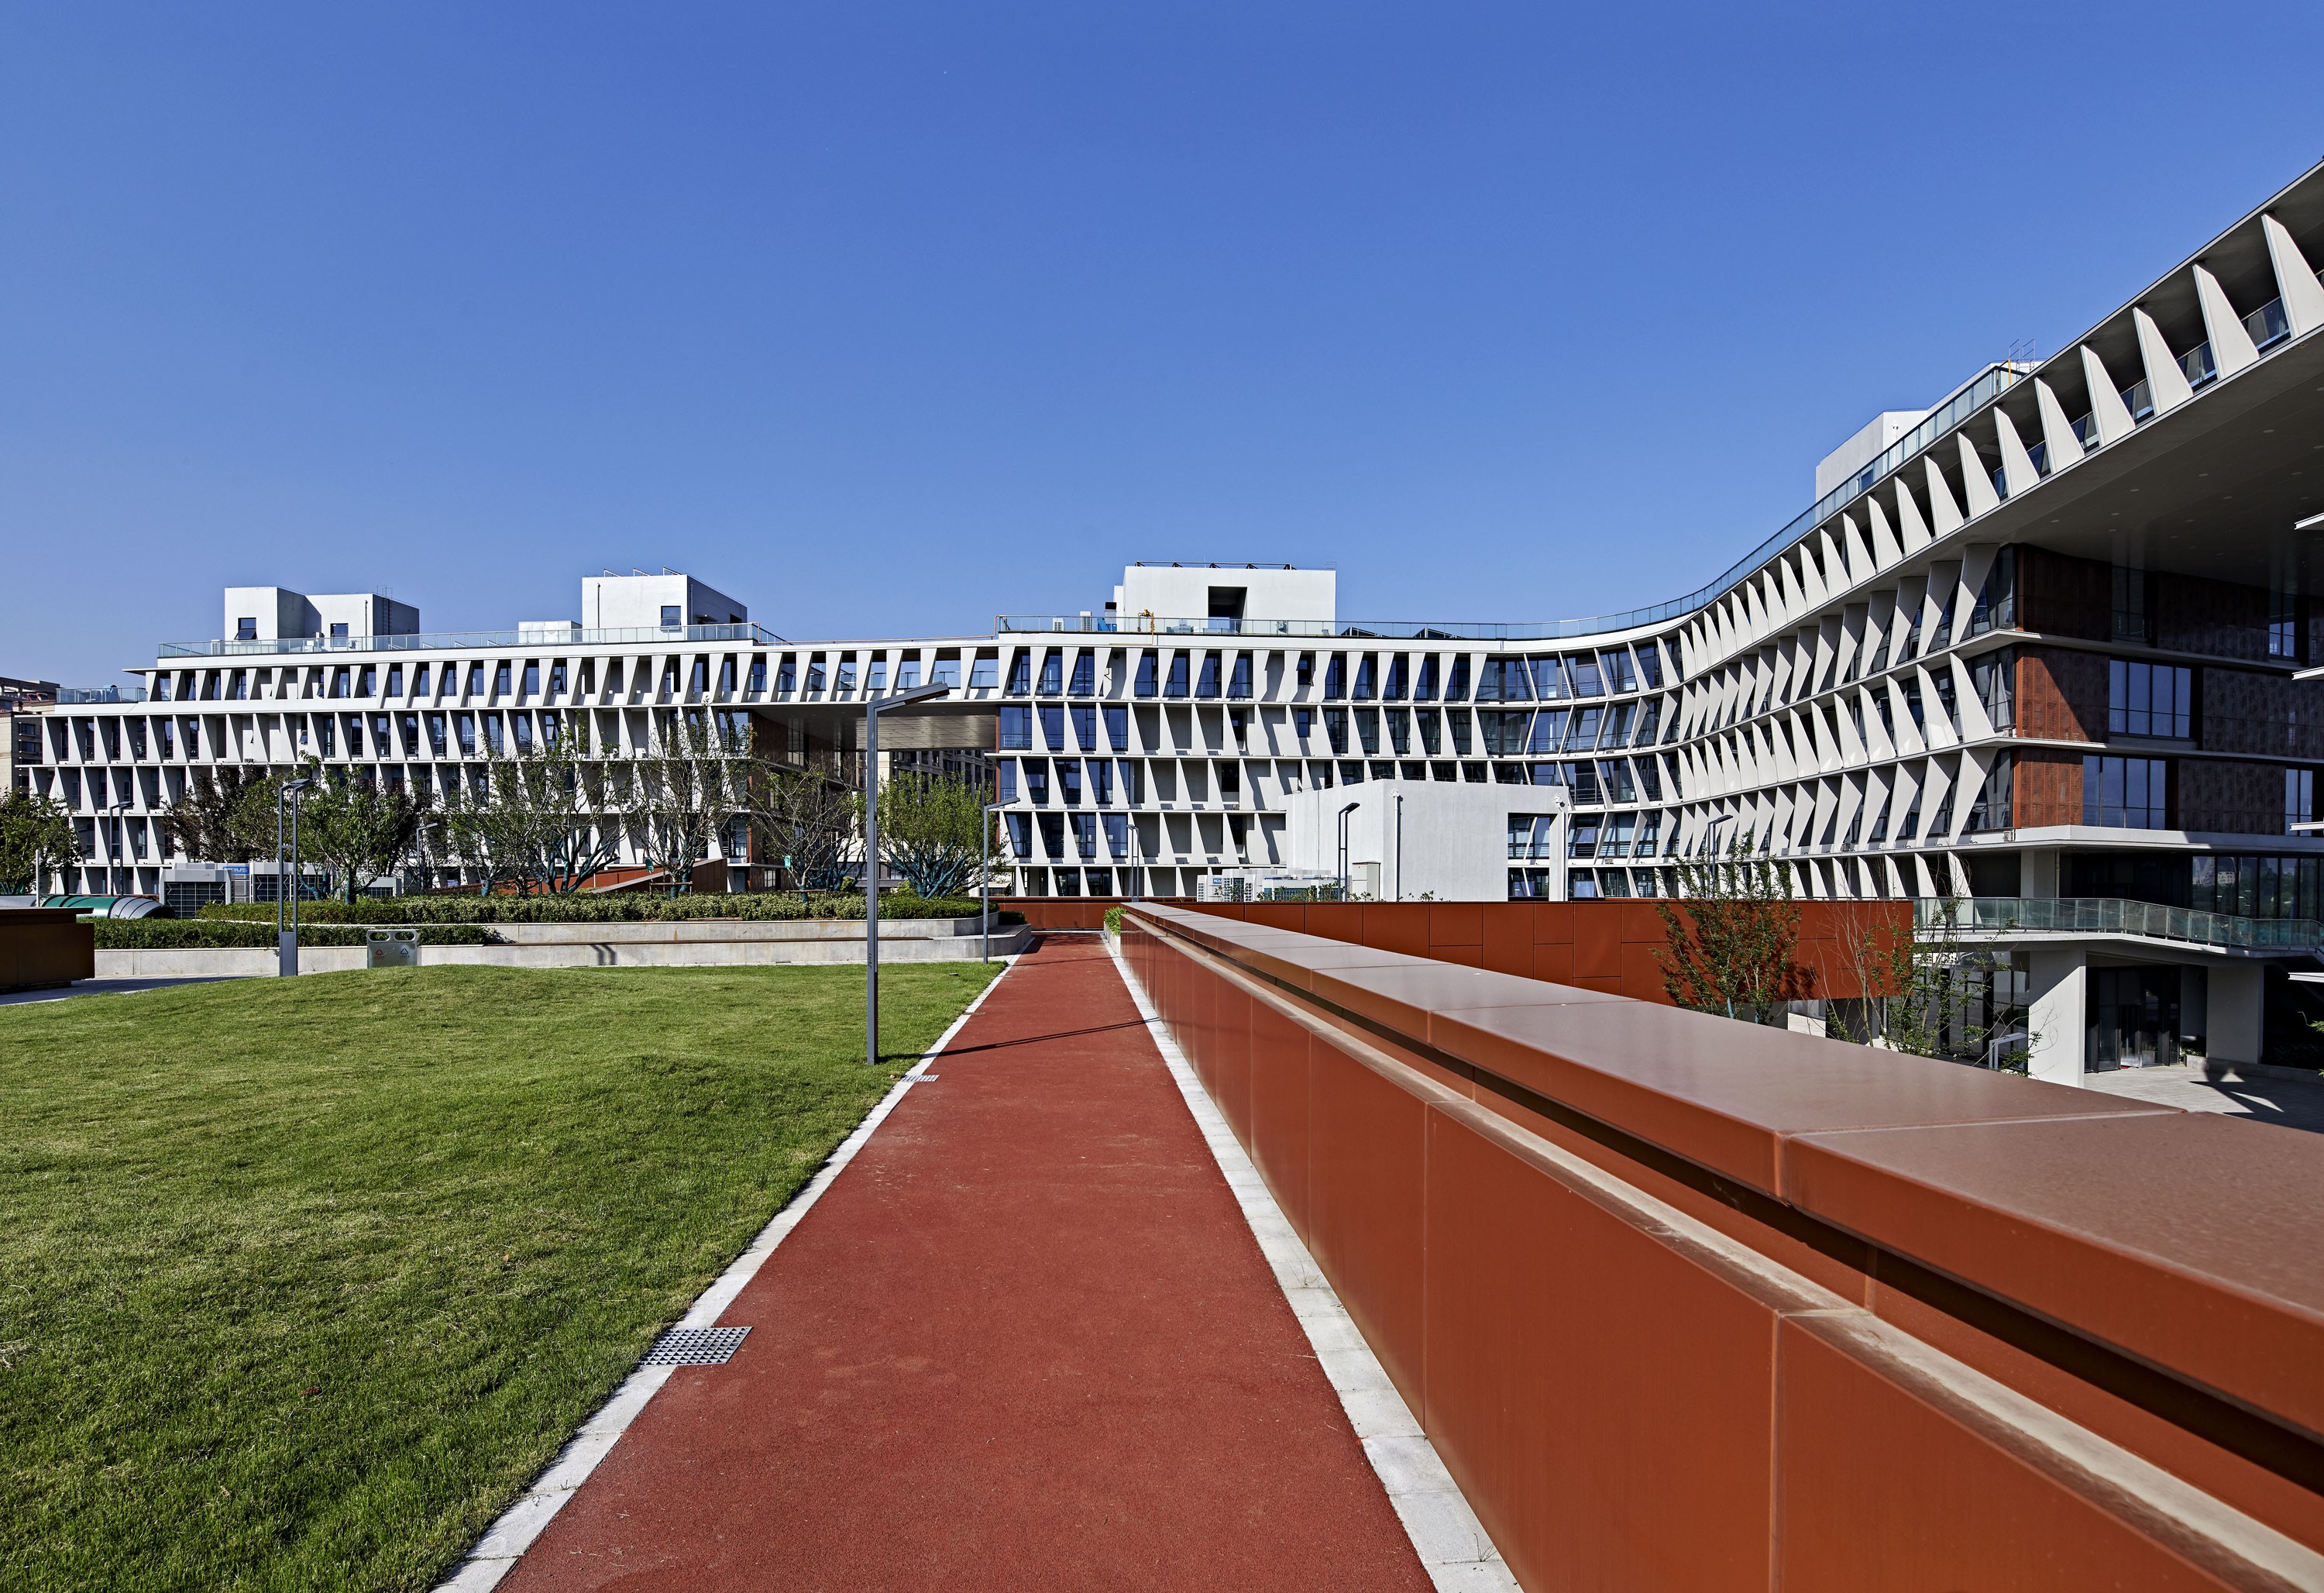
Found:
[641,1326,751,1367]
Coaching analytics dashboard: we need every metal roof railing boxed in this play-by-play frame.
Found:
[156,623,789,660]
[1917,896,2322,953]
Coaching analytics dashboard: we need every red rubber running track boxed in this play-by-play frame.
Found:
[500,936,1430,1591]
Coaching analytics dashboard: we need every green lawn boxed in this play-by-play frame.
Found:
[0,962,999,1592]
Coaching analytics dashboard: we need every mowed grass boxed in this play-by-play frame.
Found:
[0,962,999,1592]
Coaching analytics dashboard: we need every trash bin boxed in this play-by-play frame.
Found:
[366,928,421,969]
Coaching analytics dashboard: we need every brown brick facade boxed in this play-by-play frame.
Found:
[2014,646,2104,741]
[2012,747,2084,827]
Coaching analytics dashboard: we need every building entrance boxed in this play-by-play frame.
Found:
[2088,965,2181,1070]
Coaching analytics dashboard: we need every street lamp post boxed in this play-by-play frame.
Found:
[863,680,951,1065]
[1336,801,1360,898]
[105,800,130,896]
[981,799,1007,962]
[277,778,312,978]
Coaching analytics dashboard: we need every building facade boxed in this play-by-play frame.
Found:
[15,160,2324,1079]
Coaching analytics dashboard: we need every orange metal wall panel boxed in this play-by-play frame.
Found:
[1422,1106,1779,1592]
[1245,1000,1316,1237]
[1301,1036,1432,1416]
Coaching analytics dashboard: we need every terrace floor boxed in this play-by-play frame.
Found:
[492,936,1434,1591]
[2081,1061,2324,1134]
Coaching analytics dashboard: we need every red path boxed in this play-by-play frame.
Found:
[502,937,1428,1591]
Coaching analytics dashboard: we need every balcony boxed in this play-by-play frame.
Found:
[1919,895,2321,953]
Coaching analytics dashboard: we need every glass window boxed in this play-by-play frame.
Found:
[660,605,681,628]
[1196,652,1221,698]
[1598,759,1638,803]
[1323,654,1346,699]
[1413,655,1439,700]
[1069,652,1095,694]
[1382,655,1407,700]
[1104,812,1129,858]
[1060,760,1082,805]
[1040,704,1067,750]
[1635,645,1663,690]
[1006,813,1034,857]
[1352,655,1376,700]
[2289,768,2314,831]
[1092,760,1114,805]
[495,662,513,696]
[1105,705,1128,749]
[1566,762,1602,802]
[1164,652,1190,698]
[1323,707,1349,755]
[1446,708,1472,755]
[1294,707,1313,743]
[1072,704,1097,748]
[775,657,796,694]
[1229,653,1253,699]
[898,656,923,690]
[999,705,1033,749]
[1033,652,1060,694]
[1564,707,1602,752]
[1599,649,1637,694]
[1386,708,1411,754]
[1040,813,1066,858]
[2271,590,2301,661]
[1134,651,1157,697]
[1598,702,1635,748]
[865,657,887,692]
[1567,813,1603,858]
[1026,761,1050,803]
[1415,708,1440,754]
[995,758,1018,802]
[1356,708,1380,755]
[930,655,960,688]
[1564,652,1604,696]
[1528,655,1566,700]
[969,652,999,689]
[1966,751,2012,831]
[2084,755,2167,828]
[1073,813,1098,858]
[1445,655,1470,701]
[2112,566,2152,644]
[1971,651,2013,729]
[2109,659,2192,738]
[805,658,826,693]
[746,658,765,694]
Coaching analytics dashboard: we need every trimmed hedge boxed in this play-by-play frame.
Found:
[198,892,998,926]
[92,920,493,950]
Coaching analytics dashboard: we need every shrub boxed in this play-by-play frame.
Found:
[198,892,985,927]
[1103,907,1122,935]
[91,919,492,949]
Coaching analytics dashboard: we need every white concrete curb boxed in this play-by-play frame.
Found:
[1107,937,1519,1593]
[431,957,1022,1591]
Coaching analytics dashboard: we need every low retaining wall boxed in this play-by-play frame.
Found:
[97,924,1029,979]
[1123,901,2324,1590]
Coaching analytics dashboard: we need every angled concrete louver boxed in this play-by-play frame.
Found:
[2079,342,2137,445]
[1886,480,1929,553]
[2132,305,2196,414]
[2262,212,2324,335]
[1923,455,1964,535]
[2033,378,2085,469]
[2192,263,2260,379]
[1992,408,2041,498]
[1957,432,2000,518]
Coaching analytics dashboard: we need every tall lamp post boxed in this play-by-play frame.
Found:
[981,798,1007,962]
[863,680,951,1065]
[1336,801,1360,898]
[106,800,131,896]
[277,778,312,978]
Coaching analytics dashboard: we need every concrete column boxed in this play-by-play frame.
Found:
[2027,946,2088,1086]
[2208,962,2265,1068]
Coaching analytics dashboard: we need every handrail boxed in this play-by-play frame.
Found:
[1914,895,2322,951]
[156,622,789,659]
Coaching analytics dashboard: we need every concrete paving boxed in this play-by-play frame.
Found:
[2081,1063,2324,1135]
[494,935,1432,1591]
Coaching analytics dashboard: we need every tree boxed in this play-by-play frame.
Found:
[0,790,80,893]
[291,760,429,902]
[875,774,992,899]
[759,768,858,895]
[625,714,757,896]
[437,735,626,895]
[158,766,269,864]
[1652,838,1809,1024]
[1831,897,2032,1068]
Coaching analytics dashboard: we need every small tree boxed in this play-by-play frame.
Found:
[158,766,269,864]
[760,769,858,896]
[1831,896,2032,1068]
[290,761,428,902]
[875,774,991,898]
[1653,838,1808,1024]
[625,714,756,896]
[0,790,80,893]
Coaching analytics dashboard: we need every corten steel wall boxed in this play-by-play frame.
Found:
[1122,902,2324,1591]
[0,908,95,990]
[1187,899,1910,1003]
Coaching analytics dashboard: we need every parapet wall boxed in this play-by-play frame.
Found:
[1121,901,2324,1590]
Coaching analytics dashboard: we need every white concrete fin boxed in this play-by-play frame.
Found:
[2262,213,2324,336]
[1864,498,1903,568]
[2192,263,2260,378]
[1956,433,1999,518]
[1954,545,1999,647]
[2079,344,2137,446]
[2132,306,2195,414]
[1839,513,1875,581]
[1992,408,2041,498]
[1922,457,1963,535]
[1884,481,1929,556]
[2033,379,2085,470]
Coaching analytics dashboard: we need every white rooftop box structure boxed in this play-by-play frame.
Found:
[581,572,748,632]
[1112,563,1336,628]
[223,587,418,642]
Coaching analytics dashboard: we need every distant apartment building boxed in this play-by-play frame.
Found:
[16,159,2324,1081]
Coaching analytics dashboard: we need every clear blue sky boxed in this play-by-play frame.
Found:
[6,2,2323,684]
